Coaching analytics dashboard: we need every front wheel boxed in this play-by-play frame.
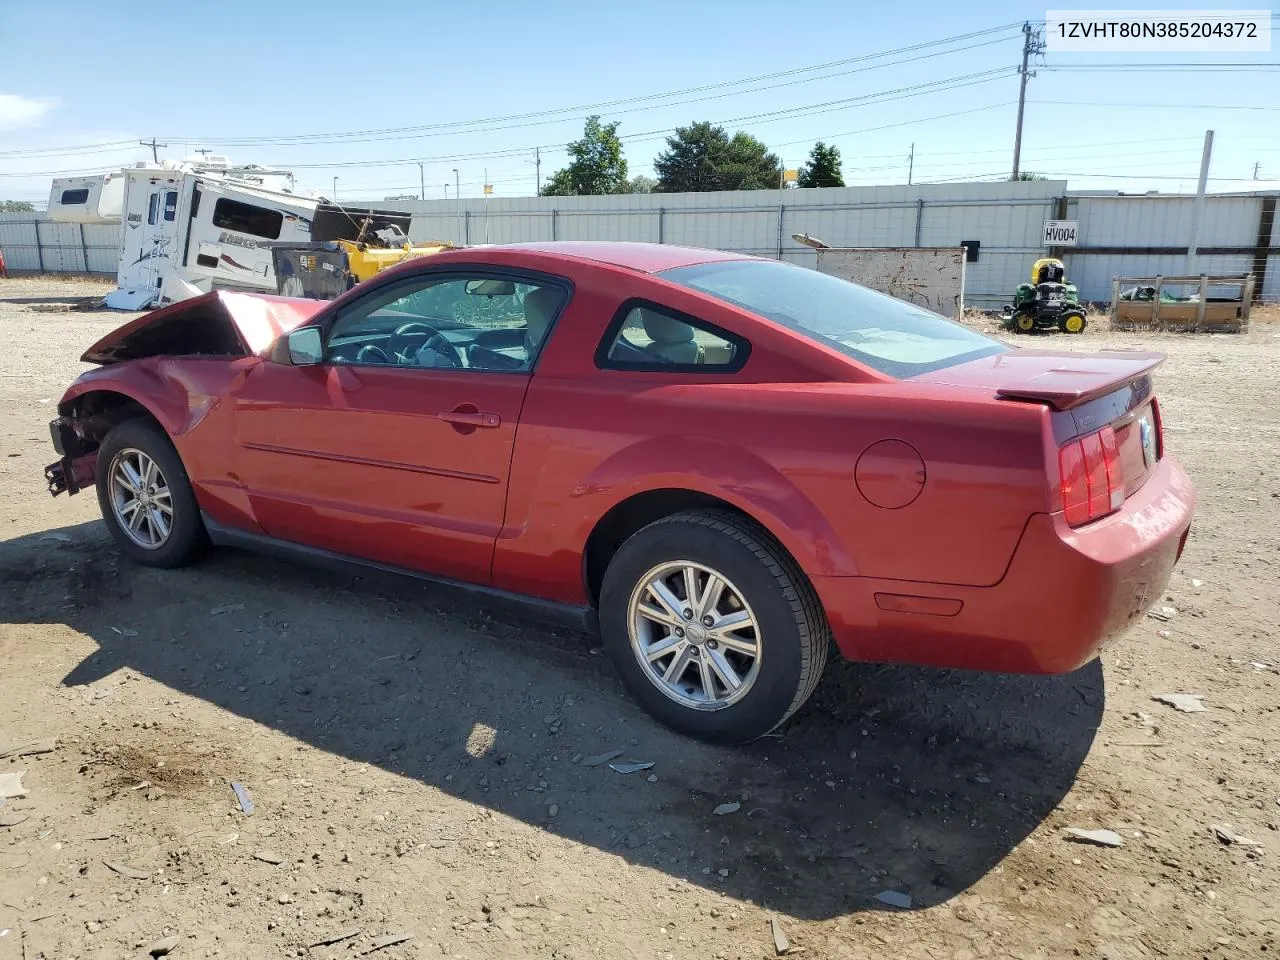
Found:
[599,510,829,744]
[1013,310,1038,334]
[95,418,208,568]
[1059,311,1087,334]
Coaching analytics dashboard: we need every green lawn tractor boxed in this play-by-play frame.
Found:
[1000,257,1088,334]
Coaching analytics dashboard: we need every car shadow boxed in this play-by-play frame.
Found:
[2,521,1104,920]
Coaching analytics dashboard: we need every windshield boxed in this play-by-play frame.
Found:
[658,259,1006,378]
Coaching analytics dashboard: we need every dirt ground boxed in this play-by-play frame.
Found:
[1,276,1277,960]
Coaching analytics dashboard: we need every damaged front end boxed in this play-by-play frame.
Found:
[45,415,97,496]
[44,289,327,498]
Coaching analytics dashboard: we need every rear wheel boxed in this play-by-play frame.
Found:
[599,509,829,743]
[95,418,208,568]
[1059,311,1087,334]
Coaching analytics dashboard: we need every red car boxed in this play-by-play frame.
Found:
[45,242,1194,743]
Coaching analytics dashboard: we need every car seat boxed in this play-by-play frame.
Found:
[523,287,562,357]
[638,309,703,364]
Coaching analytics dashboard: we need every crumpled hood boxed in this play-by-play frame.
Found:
[82,290,327,365]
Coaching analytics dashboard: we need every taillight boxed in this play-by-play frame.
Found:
[1059,425,1124,527]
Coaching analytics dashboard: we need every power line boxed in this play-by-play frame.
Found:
[1032,99,1280,111]
[147,22,1027,149]
[269,69,1016,173]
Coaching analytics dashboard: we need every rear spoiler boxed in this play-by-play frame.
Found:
[995,351,1165,411]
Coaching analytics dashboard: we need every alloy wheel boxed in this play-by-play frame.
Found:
[108,447,174,549]
[627,560,761,710]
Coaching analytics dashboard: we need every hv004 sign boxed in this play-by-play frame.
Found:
[1043,220,1079,246]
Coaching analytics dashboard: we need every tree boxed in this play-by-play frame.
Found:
[1014,171,1047,181]
[0,200,35,212]
[540,115,629,196]
[627,175,657,194]
[653,122,782,192]
[797,141,844,188]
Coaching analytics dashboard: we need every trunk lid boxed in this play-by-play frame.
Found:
[911,348,1164,411]
[82,290,326,365]
[914,347,1166,497]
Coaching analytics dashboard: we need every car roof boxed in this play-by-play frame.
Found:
[488,241,756,273]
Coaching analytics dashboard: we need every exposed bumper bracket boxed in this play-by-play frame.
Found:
[45,458,76,497]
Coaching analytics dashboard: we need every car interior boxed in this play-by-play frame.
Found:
[321,278,738,373]
[606,307,737,367]
[323,279,563,372]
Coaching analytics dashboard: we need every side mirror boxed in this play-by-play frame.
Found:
[283,327,323,365]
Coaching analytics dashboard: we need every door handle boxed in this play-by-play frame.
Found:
[439,407,501,429]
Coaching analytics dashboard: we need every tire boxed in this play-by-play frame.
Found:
[598,509,830,744]
[1059,311,1087,334]
[95,418,208,568]
[1013,310,1037,334]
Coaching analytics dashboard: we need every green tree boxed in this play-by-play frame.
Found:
[540,115,629,196]
[797,141,844,188]
[0,200,35,212]
[653,122,781,192]
[1014,171,1047,181]
[627,175,657,194]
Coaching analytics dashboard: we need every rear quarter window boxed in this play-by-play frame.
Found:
[596,300,748,373]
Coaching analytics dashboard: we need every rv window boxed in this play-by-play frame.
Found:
[164,191,178,221]
[147,193,159,226]
[60,188,90,205]
[212,198,283,240]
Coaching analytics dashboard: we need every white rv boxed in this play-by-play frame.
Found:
[47,173,127,224]
[49,158,384,310]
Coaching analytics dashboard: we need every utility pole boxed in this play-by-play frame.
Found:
[535,146,542,197]
[139,138,168,163]
[453,168,461,244]
[417,162,425,201]
[1011,21,1044,180]
[908,143,915,186]
[1254,161,1261,179]
[1187,129,1214,273]
[332,177,338,200]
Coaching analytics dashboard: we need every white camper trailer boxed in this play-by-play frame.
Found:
[49,158,329,309]
[116,164,318,307]
[47,173,126,224]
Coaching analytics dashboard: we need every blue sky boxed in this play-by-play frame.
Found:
[1,1,1277,204]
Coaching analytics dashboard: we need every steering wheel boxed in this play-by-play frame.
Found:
[393,321,439,338]
[414,333,464,368]
[355,344,391,364]
[389,321,437,361]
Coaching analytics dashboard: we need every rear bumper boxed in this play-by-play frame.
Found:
[814,455,1195,675]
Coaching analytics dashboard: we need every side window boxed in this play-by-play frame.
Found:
[147,192,159,226]
[60,188,90,205]
[323,274,568,372]
[163,191,178,222]
[212,198,283,239]
[599,303,746,371]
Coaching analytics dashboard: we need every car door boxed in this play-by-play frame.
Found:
[231,268,570,584]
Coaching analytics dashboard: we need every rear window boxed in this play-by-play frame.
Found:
[658,259,1006,378]
[60,188,90,205]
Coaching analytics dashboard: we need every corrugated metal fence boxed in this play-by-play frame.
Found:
[0,217,119,274]
[3,180,1276,304]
